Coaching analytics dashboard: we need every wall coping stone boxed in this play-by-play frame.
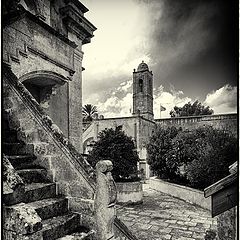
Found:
[149,177,211,210]
[155,113,237,122]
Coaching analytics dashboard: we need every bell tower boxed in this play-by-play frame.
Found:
[132,61,154,120]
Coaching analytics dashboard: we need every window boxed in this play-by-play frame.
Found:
[139,79,143,92]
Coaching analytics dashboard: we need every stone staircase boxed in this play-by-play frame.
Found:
[3,113,95,240]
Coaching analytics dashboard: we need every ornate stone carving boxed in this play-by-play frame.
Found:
[94,160,117,240]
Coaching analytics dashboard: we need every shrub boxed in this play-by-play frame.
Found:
[147,125,237,190]
[146,126,180,180]
[183,126,237,189]
[170,100,213,117]
[87,126,139,182]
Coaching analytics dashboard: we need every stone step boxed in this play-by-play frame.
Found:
[24,182,56,203]
[41,213,81,239]
[17,168,51,184]
[27,197,69,220]
[56,229,95,240]
[3,142,26,155]
[6,155,37,170]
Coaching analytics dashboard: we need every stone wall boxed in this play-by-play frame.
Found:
[82,116,155,157]
[216,207,237,240]
[116,182,143,204]
[155,114,237,137]
[3,0,96,151]
[149,178,211,210]
[3,65,95,207]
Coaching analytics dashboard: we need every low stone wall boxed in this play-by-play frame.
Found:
[116,182,143,204]
[155,114,237,138]
[149,178,211,210]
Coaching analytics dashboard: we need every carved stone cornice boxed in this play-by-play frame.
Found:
[60,2,97,44]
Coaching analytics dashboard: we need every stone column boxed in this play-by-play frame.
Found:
[94,160,117,240]
[68,45,83,152]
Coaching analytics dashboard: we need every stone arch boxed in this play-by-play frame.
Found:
[19,70,67,108]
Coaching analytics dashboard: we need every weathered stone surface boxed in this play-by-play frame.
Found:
[3,203,42,234]
[3,73,95,200]
[117,186,217,240]
[116,182,143,204]
[216,207,237,240]
[94,160,117,240]
[3,155,24,193]
[41,213,81,239]
[156,114,237,138]
[24,182,56,203]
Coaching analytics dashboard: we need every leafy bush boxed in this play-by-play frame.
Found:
[87,126,139,182]
[147,125,237,190]
[146,126,180,180]
[183,127,237,189]
[170,100,213,117]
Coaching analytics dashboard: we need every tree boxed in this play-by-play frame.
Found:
[146,126,180,180]
[182,126,237,189]
[82,104,98,122]
[170,100,214,117]
[147,125,237,190]
[87,126,139,181]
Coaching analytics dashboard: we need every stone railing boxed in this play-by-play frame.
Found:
[113,218,139,240]
[3,63,96,193]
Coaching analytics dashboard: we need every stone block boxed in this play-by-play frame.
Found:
[3,203,42,234]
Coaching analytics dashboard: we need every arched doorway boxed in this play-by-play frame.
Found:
[20,70,69,134]
[20,70,67,105]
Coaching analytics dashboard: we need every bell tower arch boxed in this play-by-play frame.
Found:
[132,61,154,120]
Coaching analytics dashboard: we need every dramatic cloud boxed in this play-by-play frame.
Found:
[81,0,237,116]
[94,80,133,118]
[95,82,192,119]
[204,85,237,114]
[93,83,237,119]
[153,86,191,118]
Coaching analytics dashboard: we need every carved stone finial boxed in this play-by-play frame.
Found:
[94,160,117,240]
[96,160,113,173]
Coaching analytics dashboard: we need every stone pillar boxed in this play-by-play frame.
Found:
[94,160,117,240]
[68,46,83,152]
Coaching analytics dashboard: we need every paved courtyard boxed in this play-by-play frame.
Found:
[116,185,217,240]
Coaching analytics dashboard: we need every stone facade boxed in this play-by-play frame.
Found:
[3,0,96,152]
[155,113,237,137]
[82,62,237,179]
[216,207,237,240]
[133,61,154,121]
[83,115,155,178]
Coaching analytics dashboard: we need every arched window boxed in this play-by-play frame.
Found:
[139,79,143,92]
[149,79,152,94]
[19,70,67,104]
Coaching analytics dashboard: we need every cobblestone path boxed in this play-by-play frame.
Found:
[116,185,217,240]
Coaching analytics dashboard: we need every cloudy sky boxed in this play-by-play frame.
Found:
[81,0,237,118]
